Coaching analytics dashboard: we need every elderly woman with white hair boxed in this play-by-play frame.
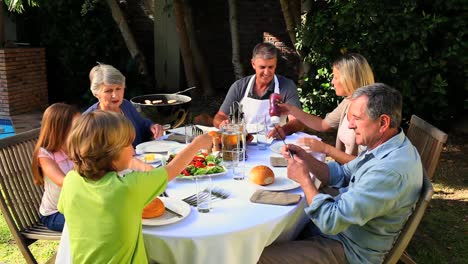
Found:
[83,63,164,147]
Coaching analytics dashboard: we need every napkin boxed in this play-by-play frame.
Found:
[270,156,287,167]
[250,190,301,205]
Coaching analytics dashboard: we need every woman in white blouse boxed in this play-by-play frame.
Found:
[278,53,374,164]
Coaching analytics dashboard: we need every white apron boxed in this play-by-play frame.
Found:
[240,75,287,127]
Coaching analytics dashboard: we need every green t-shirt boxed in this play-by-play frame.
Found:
[58,168,168,263]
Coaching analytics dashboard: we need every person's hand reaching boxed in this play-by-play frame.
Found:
[267,125,286,139]
[297,137,327,154]
[151,124,164,139]
[276,103,297,115]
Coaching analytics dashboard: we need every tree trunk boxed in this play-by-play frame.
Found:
[228,0,245,79]
[105,0,148,74]
[279,0,297,45]
[183,0,213,95]
[279,0,311,83]
[289,0,301,27]
[173,0,197,88]
[0,2,4,47]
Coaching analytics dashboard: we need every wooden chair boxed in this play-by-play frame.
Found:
[0,128,61,264]
[383,171,434,264]
[406,115,448,179]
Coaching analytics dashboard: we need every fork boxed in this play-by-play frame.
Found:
[182,188,230,207]
[183,191,210,206]
[192,125,204,136]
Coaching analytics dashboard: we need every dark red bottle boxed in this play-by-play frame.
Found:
[269,93,282,124]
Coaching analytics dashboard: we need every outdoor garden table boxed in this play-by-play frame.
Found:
[55,132,323,264]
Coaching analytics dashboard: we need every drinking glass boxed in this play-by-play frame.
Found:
[221,123,241,161]
[195,175,212,213]
[222,148,244,180]
[255,115,268,150]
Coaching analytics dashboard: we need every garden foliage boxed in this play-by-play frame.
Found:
[297,0,467,126]
[22,0,144,106]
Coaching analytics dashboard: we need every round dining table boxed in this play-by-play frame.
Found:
[55,132,324,264]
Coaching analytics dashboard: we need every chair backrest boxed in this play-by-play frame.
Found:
[406,115,448,179]
[383,171,434,264]
[0,128,61,264]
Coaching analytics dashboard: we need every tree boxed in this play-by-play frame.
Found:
[104,0,148,75]
[0,0,39,46]
[228,0,244,79]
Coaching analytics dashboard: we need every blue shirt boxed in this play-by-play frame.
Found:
[306,130,423,264]
[84,99,154,147]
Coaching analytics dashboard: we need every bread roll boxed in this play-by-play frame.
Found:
[249,165,275,186]
[142,197,165,218]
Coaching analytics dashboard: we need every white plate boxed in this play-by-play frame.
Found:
[175,166,228,180]
[136,140,184,154]
[142,197,191,226]
[248,176,300,191]
[269,141,293,154]
[135,153,164,164]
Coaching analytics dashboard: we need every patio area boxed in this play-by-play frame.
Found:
[0,110,43,136]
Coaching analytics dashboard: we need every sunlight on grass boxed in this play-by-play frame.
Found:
[406,140,468,264]
[0,212,58,264]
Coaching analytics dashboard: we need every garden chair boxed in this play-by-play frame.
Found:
[0,128,61,264]
[406,115,448,179]
[383,171,434,264]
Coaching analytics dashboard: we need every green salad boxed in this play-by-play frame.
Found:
[168,152,225,178]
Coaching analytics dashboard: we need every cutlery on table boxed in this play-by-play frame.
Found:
[192,125,204,136]
[182,188,230,207]
[274,125,294,159]
[164,206,184,218]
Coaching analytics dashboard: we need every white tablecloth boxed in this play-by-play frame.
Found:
[56,132,322,264]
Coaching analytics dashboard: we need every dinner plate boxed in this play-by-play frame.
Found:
[175,166,228,180]
[142,197,191,226]
[248,176,300,191]
[135,153,164,164]
[270,135,323,154]
[269,141,294,154]
[136,140,184,154]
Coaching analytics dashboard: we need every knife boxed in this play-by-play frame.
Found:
[274,126,294,159]
[165,206,183,218]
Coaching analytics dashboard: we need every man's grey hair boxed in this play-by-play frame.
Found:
[89,63,126,96]
[252,42,278,60]
[351,83,403,128]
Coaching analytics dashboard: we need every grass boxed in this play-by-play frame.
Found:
[0,135,466,264]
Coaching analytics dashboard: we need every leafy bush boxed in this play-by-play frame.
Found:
[19,0,146,107]
[297,0,467,127]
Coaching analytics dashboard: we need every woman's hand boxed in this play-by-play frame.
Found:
[150,124,164,139]
[276,103,297,115]
[267,125,286,139]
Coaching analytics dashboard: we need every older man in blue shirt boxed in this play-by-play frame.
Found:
[259,83,423,264]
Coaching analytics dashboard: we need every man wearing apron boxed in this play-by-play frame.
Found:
[213,42,303,138]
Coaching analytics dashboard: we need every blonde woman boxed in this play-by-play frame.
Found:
[278,53,374,164]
